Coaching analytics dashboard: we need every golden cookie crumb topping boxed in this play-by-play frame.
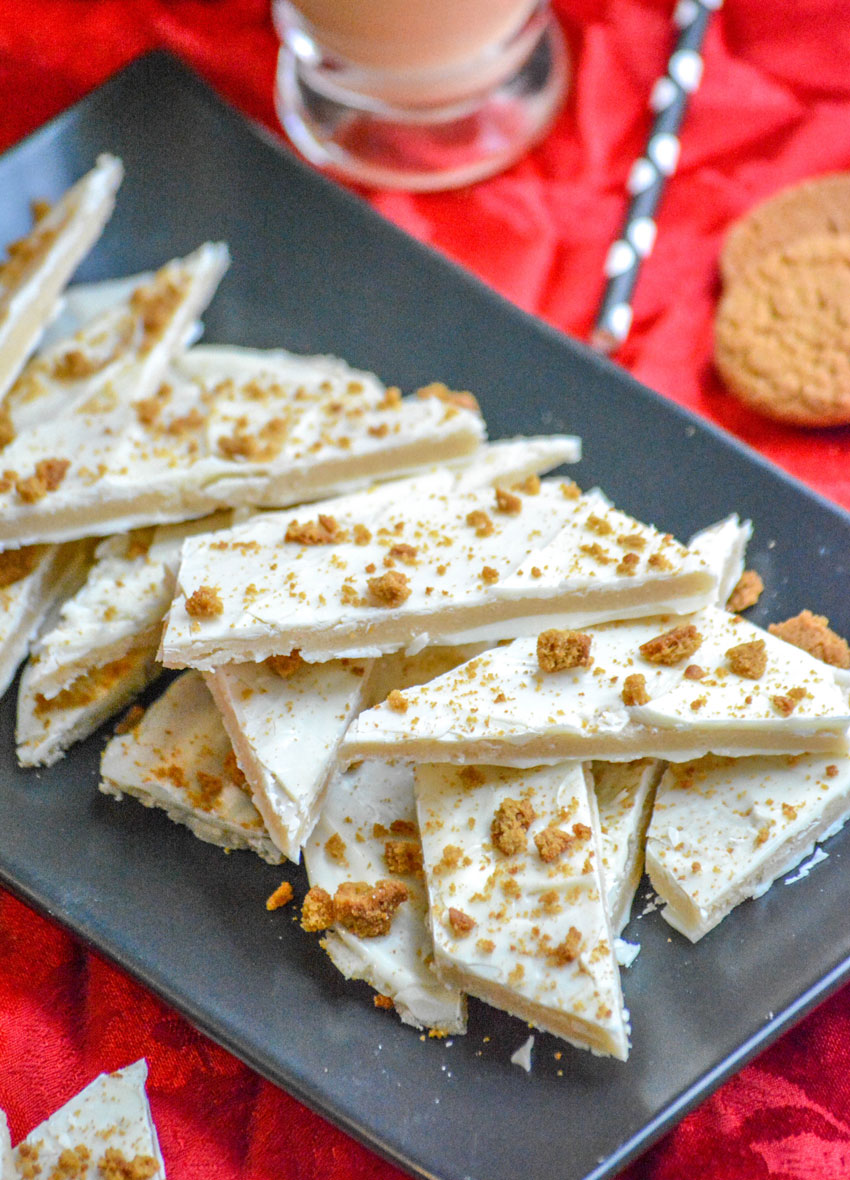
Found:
[537,629,592,673]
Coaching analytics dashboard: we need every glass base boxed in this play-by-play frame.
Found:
[274,12,568,191]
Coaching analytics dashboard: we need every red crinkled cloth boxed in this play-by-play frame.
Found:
[3,2,850,1178]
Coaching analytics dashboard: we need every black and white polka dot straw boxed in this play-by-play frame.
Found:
[590,0,722,354]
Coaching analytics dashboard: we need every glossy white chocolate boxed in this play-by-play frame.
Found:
[415,761,629,1058]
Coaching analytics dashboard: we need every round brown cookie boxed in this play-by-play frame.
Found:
[721,173,850,287]
[714,233,850,426]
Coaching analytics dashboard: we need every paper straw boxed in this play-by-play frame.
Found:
[590,0,721,355]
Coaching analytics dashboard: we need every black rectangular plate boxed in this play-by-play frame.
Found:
[2,52,850,1180]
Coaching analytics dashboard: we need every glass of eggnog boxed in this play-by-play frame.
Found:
[272,0,568,190]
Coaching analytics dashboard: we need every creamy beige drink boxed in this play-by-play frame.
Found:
[288,0,540,73]
[273,0,567,189]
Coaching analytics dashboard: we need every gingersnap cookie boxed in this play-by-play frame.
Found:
[714,233,850,426]
[720,173,850,287]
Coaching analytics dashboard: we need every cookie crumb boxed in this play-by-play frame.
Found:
[768,610,850,669]
[621,673,649,706]
[384,839,423,875]
[771,694,798,717]
[325,832,347,863]
[374,993,395,1010]
[495,487,522,515]
[640,624,702,665]
[416,381,480,412]
[684,664,705,680]
[333,879,409,937]
[266,881,294,910]
[98,1148,159,1180]
[534,826,573,863]
[0,544,41,589]
[726,639,767,679]
[727,569,764,612]
[266,650,304,678]
[537,629,592,673]
[368,570,411,607]
[492,797,535,855]
[466,509,494,537]
[387,689,408,713]
[448,907,476,936]
[285,514,342,545]
[185,584,223,618]
[301,886,334,931]
[548,926,582,966]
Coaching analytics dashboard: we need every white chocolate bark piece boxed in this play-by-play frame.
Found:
[27,515,230,702]
[0,338,486,547]
[12,1059,164,1180]
[100,671,282,863]
[40,272,155,351]
[0,540,92,701]
[301,645,475,1028]
[0,244,230,547]
[415,761,629,1059]
[305,758,466,1034]
[647,752,850,941]
[688,514,752,608]
[592,759,664,933]
[449,434,580,489]
[17,643,160,768]
[204,655,372,861]
[0,154,123,404]
[343,606,850,766]
[161,478,717,670]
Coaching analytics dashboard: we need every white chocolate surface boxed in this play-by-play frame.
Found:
[12,1059,164,1180]
[28,515,229,702]
[687,514,751,608]
[305,759,466,1034]
[647,751,850,941]
[205,655,372,861]
[161,479,717,670]
[343,606,850,766]
[100,671,282,863]
[0,244,230,547]
[414,761,629,1058]
[593,758,664,934]
[17,643,160,768]
[0,1110,11,1180]
[0,154,123,404]
[0,540,92,701]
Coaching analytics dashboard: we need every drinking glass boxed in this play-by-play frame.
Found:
[273,0,568,190]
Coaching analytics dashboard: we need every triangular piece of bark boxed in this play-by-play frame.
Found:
[100,671,282,863]
[0,244,230,546]
[303,759,467,1034]
[205,655,373,860]
[647,751,850,941]
[414,761,629,1058]
[0,540,92,700]
[161,479,717,669]
[343,606,850,765]
[10,1060,164,1180]
[0,154,122,406]
[593,758,664,933]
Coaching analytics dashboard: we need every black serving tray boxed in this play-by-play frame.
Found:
[2,51,850,1180]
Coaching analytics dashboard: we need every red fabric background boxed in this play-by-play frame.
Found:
[3,2,850,1177]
